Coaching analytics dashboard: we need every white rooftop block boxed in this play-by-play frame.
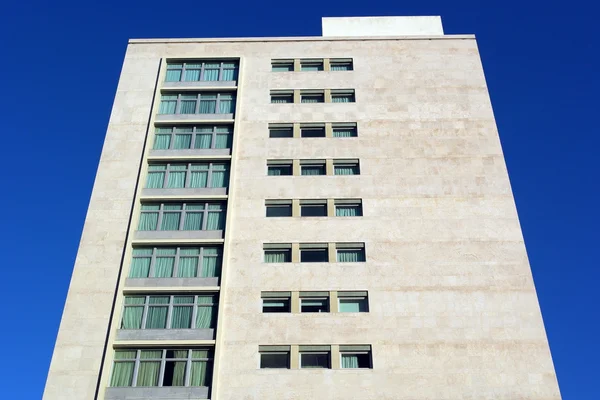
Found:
[322,16,444,37]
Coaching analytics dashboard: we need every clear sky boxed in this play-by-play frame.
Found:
[1,0,597,398]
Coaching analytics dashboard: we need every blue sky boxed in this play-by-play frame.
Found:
[1,0,597,398]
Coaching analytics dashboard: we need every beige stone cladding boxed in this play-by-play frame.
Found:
[44,35,561,400]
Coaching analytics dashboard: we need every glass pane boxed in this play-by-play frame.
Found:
[218,99,234,113]
[210,170,227,188]
[199,99,217,114]
[154,134,171,149]
[121,306,143,329]
[335,205,362,217]
[196,305,216,328]
[161,212,181,230]
[206,211,223,230]
[300,204,327,217]
[266,205,292,217]
[334,165,359,175]
[221,68,236,80]
[165,69,182,82]
[154,257,175,277]
[190,171,208,188]
[130,257,151,278]
[301,298,329,312]
[272,63,293,72]
[337,249,365,262]
[264,250,290,263]
[114,350,137,359]
[137,361,160,386]
[300,353,329,368]
[202,254,219,277]
[333,128,356,137]
[339,298,368,312]
[174,134,192,149]
[146,172,165,189]
[171,306,193,328]
[110,362,134,386]
[260,353,289,368]
[167,171,186,188]
[300,249,328,262]
[267,165,292,176]
[138,212,158,231]
[195,133,213,149]
[190,361,209,386]
[203,68,219,81]
[178,257,199,278]
[341,353,370,368]
[183,212,203,230]
[301,165,325,176]
[263,299,290,313]
[180,100,197,114]
[145,306,168,328]
[184,69,201,81]
[159,100,177,114]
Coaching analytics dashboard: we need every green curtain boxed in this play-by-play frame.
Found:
[195,129,213,149]
[122,297,145,329]
[265,251,286,263]
[206,210,223,230]
[202,248,219,277]
[145,297,169,328]
[332,96,351,103]
[171,361,187,386]
[219,94,234,113]
[171,298,194,328]
[210,165,228,187]
[165,68,182,82]
[334,166,357,175]
[184,65,201,81]
[335,206,358,217]
[155,249,175,277]
[139,205,159,230]
[146,165,166,189]
[154,134,171,149]
[337,250,364,262]
[161,205,182,230]
[189,165,208,188]
[199,95,217,113]
[190,361,209,386]
[222,65,237,80]
[183,212,203,230]
[174,134,192,149]
[196,296,216,328]
[333,129,355,137]
[110,361,134,386]
[167,165,187,188]
[215,133,229,148]
[341,354,359,368]
[130,252,151,278]
[137,361,160,386]
[179,95,197,114]
[178,256,198,278]
[203,64,220,81]
[301,166,323,175]
[159,95,177,114]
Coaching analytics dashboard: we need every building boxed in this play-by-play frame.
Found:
[43,16,561,400]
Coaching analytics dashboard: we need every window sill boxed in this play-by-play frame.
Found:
[156,114,234,122]
[163,80,237,89]
[105,386,209,399]
[134,230,224,241]
[116,328,215,341]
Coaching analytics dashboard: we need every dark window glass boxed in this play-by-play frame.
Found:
[301,93,324,103]
[269,127,293,138]
[271,94,294,103]
[341,353,371,368]
[300,204,327,217]
[300,249,328,262]
[266,205,293,217]
[263,299,291,313]
[300,127,325,137]
[301,298,329,313]
[268,165,293,176]
[260,353,289,368]
[300,353,330,368]
[272,63,294,72]
[264,249,291,263]
[300,165,326,176]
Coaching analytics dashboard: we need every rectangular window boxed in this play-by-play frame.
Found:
[300,161,326,176]
[137,202,225,232]
[266,200,293,217]
[338,291,369,313]
[262,292,291,313]
[270,91,294,104]
[121,294,218,330]
[340,345,372,369]
[300,60,324,71]
[158,92,236,115]
[299,346,331,369]
[129,246,222,279]
[300,292,329,313]
[264,244,292,263]
[110,348,213,387]
[259,346,290,368]
[334,200,363,217]
[300,91,325,103]
[271,60,294,72]
[300,200,327,217]
[153,125,233,150]
[146,162,229,189]
[165,60,238,82]
[330,59,354,71]
[300,124,326,138]
[332,123,357,138]
[300,244,329,263]
[334,160,360,175]
[267,161,293,176]
[331,90,356,103]
[268,124,293,138]
[336,243,366,262]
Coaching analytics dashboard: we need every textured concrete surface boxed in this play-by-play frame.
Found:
[322,16,444,37]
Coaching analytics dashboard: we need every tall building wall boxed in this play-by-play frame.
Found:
[44,17,561,400]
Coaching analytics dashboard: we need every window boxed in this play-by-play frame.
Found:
[300,200,327,217]
[166,61,238,82]
[340,345,372,369]
[262,292,291,313]
[110,348,213,387]
[153,125,232,150]
[271,60,294,72]
[338,291,369,313]
[270,91,294,104]
[330,59,353,71]
[335,200,363,217]
[331,90,355,103]
[334,160,360,175]
[269,124,293,138]
[121,294,218,330]
[266,201,293,217]
[300,292,329,313]
[300,161,326,176]
[158,92,235,115]
[299,346,330,369]
[267,161,293,176]
[300,124,325,138]
[300,60,324,71]
[264,244,292,263]
[259,346,290,369]
[332,123,357,138]
[129,246,221,279]
[336,243,366,262]
[146,162,229,189]
[300,91,325,103]
[300,244,329,262]
[138,202,225,231]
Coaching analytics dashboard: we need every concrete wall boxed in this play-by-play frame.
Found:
[322,16,444,37]
[44,34,561,400]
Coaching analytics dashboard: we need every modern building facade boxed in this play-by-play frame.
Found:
[43,16,561,400]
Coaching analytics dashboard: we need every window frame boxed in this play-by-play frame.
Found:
[300,292,330,313]
[329,59,354,71]
[158,92,236,115]
[270,91,294,104]
[138,202,226,232]
[165,60,238,82]
[121,294,218,330]
[300,160,326,176]
[300,91,325,103]
[333,160,360,175]
[299,346,331,369]
[337,291,369,313]
[271,60,295,72]
[299,200,328,217]
[267,161,293,176]
[334,200,363,217]
[261,292,292,313]
[264,244,292,263]
[265,200,293,217]
[259,346,291,369]
[153,125,233,150]
[268,124,294,138]
[332,123,358,138]
[130,246,222,279]
[335,243,366,263]
[300,59,324,71]
[299,244,329,263]
[146,162,229,189]
[300,124,326,138]
[330,90,356,103]
[110,348,213,388]
[339,345,372,369]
